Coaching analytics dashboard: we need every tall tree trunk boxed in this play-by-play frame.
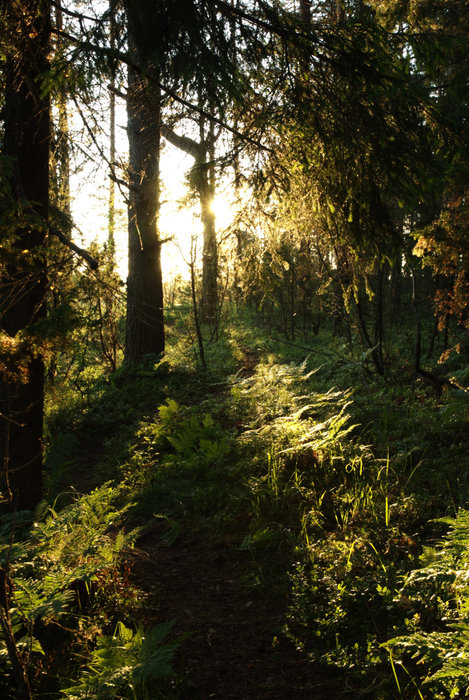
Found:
[0,0,50,510]
[47,2,70,385]
[189,237,207,370]
[335,0,345,23]
[54,3,70,216]
[390,253,402,315]
[196,119,218,324]
[124,34,164,363]
[199,172,218,324]
[108,0,117,255]
[299,0,311,24]
[373,266,385,374]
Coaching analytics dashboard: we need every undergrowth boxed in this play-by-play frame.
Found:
[0,485,177,698]
[384,510,469,699]
[2,310,468,697]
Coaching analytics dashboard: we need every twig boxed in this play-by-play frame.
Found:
[268,335,337,360]
[0,568,32,700]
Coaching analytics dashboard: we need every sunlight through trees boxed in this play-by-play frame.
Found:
[0,0,468,696]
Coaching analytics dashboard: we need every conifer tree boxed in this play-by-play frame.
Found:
[0,0,51,510]
[123,1,165,363]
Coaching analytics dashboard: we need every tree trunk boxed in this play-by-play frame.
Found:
[160,116,219,325]
[189,238,207,370]
[108,0,117,255]
[390,254,402,315]
[335,0,345,23]
[373,266,385,374]
[0,0,50,511]
[195,146,218,324]
[124,35,164,363]
[54,4,70,216]
[299,0,311,24]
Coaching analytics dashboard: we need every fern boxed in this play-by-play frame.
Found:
[384,509,469,698]
[62,621,175,699]
[140,400,229,466]
[0,483,138,677]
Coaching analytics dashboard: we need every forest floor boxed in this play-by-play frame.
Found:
[123,346,345,698]
[42,315,469,699]
[130,527,342,699]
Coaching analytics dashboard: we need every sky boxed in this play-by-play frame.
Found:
[62,0,239,284]
[71,141,195,279]
[70,111,236,282]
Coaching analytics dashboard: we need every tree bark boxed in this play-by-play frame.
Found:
[54,3,71,216]
[335,0,345,23]
[197,143,218,324]
[124,31,165,363]
[108,0,117,255]
[299,0,311,25]
[0,0,50,510]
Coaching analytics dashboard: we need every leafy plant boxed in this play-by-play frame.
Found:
[0,484,139,695]
[384,510,469,699]
[140,399,230,465]
[62,621,176,699]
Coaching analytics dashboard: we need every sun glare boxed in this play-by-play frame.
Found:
[160,190,237,280]
[209,195,235,229]
[71,125,240,283]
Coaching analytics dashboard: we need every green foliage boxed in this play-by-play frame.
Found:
[217,330,466,693]
[139,399,230,467]
[0,484,140,694]
[5,0,469,693]
[38,306,468,698]
[166,411,230,462]
[384,510,469,699]
[62,621,175,700]
[230,358,382,528]
[46,243,125,382]
[35,296,469,698]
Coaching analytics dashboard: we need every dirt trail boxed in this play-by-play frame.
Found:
[131,527,343,699]
[126,348,346,697]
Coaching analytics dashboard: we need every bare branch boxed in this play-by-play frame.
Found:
[160,124,203,159]
[51,0,104,25]
[49,225,99,270]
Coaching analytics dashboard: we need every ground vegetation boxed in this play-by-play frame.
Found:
[0,0,468,697]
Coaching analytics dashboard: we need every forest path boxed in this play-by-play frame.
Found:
[130,526,342,699]
[125,346,346,699]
